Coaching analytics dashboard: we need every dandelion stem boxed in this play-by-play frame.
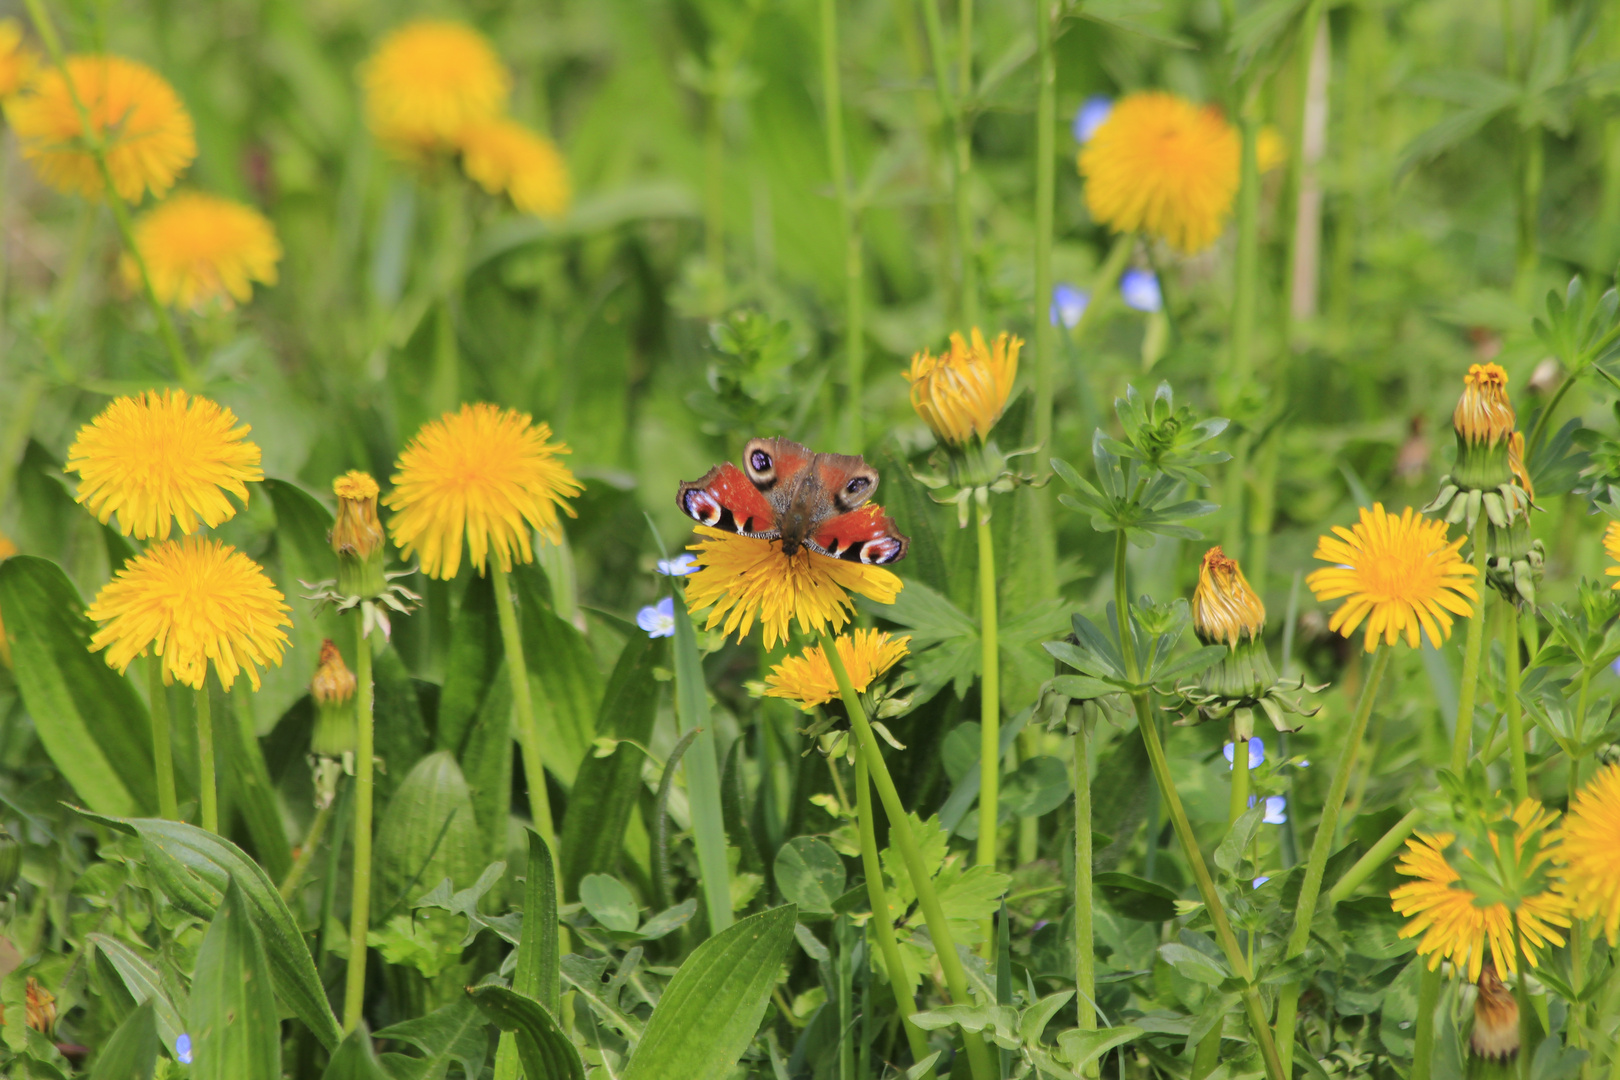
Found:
[855,746,934,1078]
[342,625,374,1032]
[147,660,178,820]
[1222,96,1263,558]
[1410,966,1444,1080]
[1228,730,1249,824]
[1275,645,1392,1074]
[917,0,976,324]
[1073,719,1097,1067]
[974,509,1001,915]
[1503,595,1529,802]
[279,797,334,903]
[818,0,864,452]
[1451,516,1491,773]
[821,630,997,1080]
[1111,532,1285,1080]
[195,682,217,834]
[1325,806,1420,906]
[491,564,558,859]
[1032,0,1056,467]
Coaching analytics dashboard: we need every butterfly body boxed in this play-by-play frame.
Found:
[677,437,909,565]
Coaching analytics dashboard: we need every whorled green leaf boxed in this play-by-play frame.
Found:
[1056,1025,1144,1072]
[188,878,280,1080]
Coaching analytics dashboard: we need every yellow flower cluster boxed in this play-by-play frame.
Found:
[362,20,570,219]
[124,192,282,310]
[764,629,910,710]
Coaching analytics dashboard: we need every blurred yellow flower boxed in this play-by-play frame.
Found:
[1191,545,1264,647]
[1391,800,1570,980]
[6,54,194,201]
[764,629,910,710]
[0,19,38,100]
[386,404,582,580]
[1605,522,1620,592]
[904,329,1021,446]
[0,531,16,669]
[1453,363,1515,447]
[124,192,281,310]
[87,536,291,691]
[1307,503,1477,652]
[1079,91,1238,254]
[362,20,509,157]
[66,389,263,541]
[685,526,903,651]
[1256,125,1287,173]
[1556,763,1620,944]
[459,118,571,219]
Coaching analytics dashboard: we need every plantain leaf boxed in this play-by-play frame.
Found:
[188,878,280,1080]
[88,934,188,1056]
[319,1025,392,1080]
[374,751,484,918]
[621,904,797,1080]
[90,1000,159,1080]
[516,829,561,1013]
[439,573,501,757]
[514,565,603,787]
[468,984,586,1080]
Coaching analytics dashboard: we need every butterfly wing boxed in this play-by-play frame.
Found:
[676,462,780,538]
[805,504,909,565]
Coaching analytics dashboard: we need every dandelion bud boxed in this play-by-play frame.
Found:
[309,639,357,758]
[904,330,1020,447]
[1423,364,1530,533]
[331,471,386,598]
[25,977,55,1035]
[1191,546,1265,647]
[1453,363,1516,448]
[1470,962,1520,1063]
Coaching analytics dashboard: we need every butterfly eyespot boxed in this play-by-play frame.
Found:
[846,477,870,493]
[750,449,772,472]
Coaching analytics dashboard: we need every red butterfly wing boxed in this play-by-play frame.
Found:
[806,504,909,565]
[676,462,780,538]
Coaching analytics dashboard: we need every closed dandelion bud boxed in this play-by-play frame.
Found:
[25,977,55,1035]
[1192,546,1265,647]
[905,330,1020,448]
[1469,962,1520,1064]
[1426,364,1530,531]
[331,471,386,598]
[0,823,20,895]
[310,639,357,758]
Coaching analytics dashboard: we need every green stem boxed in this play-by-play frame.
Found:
[1601,958,1620,1080]
[1032,0,1056,466]
[1113,536,1284,1080]
[975,510,1001,890]
[0,375,46,516]
[428,181,464,418]
[821,631,997,1080]
[1451,517,1491,773]
[1526,371,1578,456]
[147,660,178,820]
[1275,646,1392,1074]
[1073,723,1097,1070]
[1222,96,1262,556]
[819,0,864,452]
[918,0,975,325]
[342,626,374,1031]
[855,747,934,1078]
[491,565,558,859]
[704,88,725,312]
[1516,942,1536,1080]
[1570,918,1586,1069]
[1228,731,1250,824]
[279,798,334,903]
[196,683,217,833]
[1503,597,1529,802]
[1325,806,1420,906]
[1410,966,1444,1080]
[1192,1019,1225,1080]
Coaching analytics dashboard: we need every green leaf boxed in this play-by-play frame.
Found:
[468,985,586,1080]
[515,830,561,1014]
[83,813,342,1049]
[773,837,846,915]
[459,667,513,867]
[90,1000,159,1080]
[189,878,280,1080]
[1157,943,1229,986]
[374,750,484,917]
[1019,991,1075,1047]
[372,645,431,807]
[438,573,501,757]
[87,934,188,1056]
[621,905,798,1080]
[669,579,733,933]
[374,998,490,1080]
[259,479,343,731]
[999,756,1070,821]
[0,557,155,815]
[1093,872,1179,922]
[1214,805,1266,876]
[559,633,664,896]
[218,687,293,882]
[1057,1026,1144,1072]
[514,565,604,787]
[878,448,949,595]
[319,1026,392,1080]
[579,873,640,933]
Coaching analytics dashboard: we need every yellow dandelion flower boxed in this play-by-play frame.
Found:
[362,20,509,158]
[0,531,16,669]
[6,55,195,202]
[386,403,582,580]
[66,389,263,541]
[1454,363,1515,447]
[1556,763,1620,944]
[332,470,384,560]
[684,526,903,651]
[0,19,39,100]
[1605,522,1620,592]
[1079,91,1239,255]
[764,629,911,710]
[122,192,281,310]
[459,118,571,219]
[1390,800,1571,980]
[1506,431,1534,504]
[1191,545,1265,647]
[903,329,1021,446]
[1306,503,1477,652]
[87,536,291,691]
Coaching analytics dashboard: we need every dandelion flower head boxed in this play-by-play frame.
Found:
[386,403,582,580]
[1079,91,1239,254]
[1454,363,1515,447]
[1390,800,1570,980]
[7,54,195,201]
[0,19,38,100]
[362,20,509,157]
[1604,521,1620,592]
[459,118,571,219]
[66,389,263,541]
[684,527,902,651]
[903,329,1021,446]
[124,192,281,310]
[1556,763,1620,944]
[87,536,291,691]
[764,629,911,710]
[1306,503,1477,652]
[1191,545,1265,647]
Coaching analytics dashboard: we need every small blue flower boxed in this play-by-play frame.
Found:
[1252,876,1270,889]
[1073,94,1113,144]
[636,596,677,639]
[1120,268,1162,313]
[1050,283,1090,328]
[1263,796,1287,824]
[1223,737,1264,770]
[657,554,699,577]
[176,1034,193,1065]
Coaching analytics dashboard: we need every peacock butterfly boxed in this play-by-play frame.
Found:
[676,438,910,566]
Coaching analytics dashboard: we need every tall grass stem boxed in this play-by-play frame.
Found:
[148,660,178,820]
[343,626,375,1031]
[491,565,559,858]
[196,683,217,833]
[818,0,865,452]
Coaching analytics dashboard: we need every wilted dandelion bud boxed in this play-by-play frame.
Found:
[25,977,55,1035]
[331,471,386,598]
[310,639,357,759]
[1424,364,1531,533]
[1191,546,1265,647]
[1470,961,1519,1063]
